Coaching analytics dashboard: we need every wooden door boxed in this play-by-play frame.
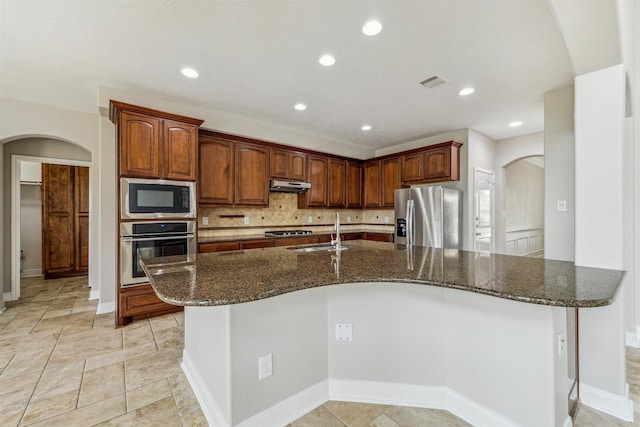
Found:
[75,166,90,272]
[289,152,307,181]
[424,147,451,181]
[328,159,346,208]
[235,143,269,206]
[270,148,289,179]
[346,161,362,208]
[363,161,381,208]
[381,157,401,207]
[302,155,328,207]
[42,164,75,277]
[163,119,197,180]
[119,111,161,178]
[401,152,424,182]
[198,137,235,205]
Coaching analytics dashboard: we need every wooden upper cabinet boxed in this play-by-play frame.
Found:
[363,160,381,208]
[119,111,161,178]
[299,155,328,208]
[111,101,203,180]
[381,157,401,207]
[235,143,269,206]
[425,146,454,181]
[401,152,424,182]
[346,161,362,208]
[328,159,346,208]
[163,119,198,180]
[198,136,235,205]
[270,149,307,181]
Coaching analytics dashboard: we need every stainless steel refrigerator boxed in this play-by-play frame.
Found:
[394,186,462,248]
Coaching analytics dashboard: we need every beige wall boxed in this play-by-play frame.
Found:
[19,183,42,276]
[504,158,544,230]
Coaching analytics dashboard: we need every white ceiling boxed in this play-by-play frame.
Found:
[0,0,575,150]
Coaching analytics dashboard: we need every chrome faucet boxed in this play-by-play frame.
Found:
[331,212,342,249]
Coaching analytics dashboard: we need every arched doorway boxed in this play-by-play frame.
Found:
[502,156,544,257]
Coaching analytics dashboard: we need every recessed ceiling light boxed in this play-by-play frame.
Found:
[459,87,475,96]
[509,121,523,128]
[294,103,307,111]
[361,124,372,131]
[362,20,383,36]
[181,67,199,78]
[319,54,336,67]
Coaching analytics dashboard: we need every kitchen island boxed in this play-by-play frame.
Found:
[141,240,624,427]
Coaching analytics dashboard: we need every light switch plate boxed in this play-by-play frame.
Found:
[557,201,567,212]
[202,217,209,226]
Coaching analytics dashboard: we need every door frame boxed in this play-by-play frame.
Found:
[473,167,495,253]
[9,155,91,301]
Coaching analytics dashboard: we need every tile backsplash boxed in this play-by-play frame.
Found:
[199,192,394,237]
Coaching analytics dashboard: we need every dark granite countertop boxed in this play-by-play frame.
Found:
[197,229,393,244]
[140,240,624,308]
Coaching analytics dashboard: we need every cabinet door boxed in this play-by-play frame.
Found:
[270,149,289,179]
[163,119,198,181]
[346,161,362,208]
[363,161,381,208]
[75,166,90,272]
[199,137,235,205]
[328,159,347,208]
[401,152,424,182]
[381,157,401,207]
[303,155,329,207]
[119,111,161,178]
[289,152,307,181]
[236,143,269,206]
[424,147,451,181]
[42,164,75,276]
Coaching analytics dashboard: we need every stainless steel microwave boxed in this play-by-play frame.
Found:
[120,177,196,219]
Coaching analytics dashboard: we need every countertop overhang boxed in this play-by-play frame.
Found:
[140,240,624,308]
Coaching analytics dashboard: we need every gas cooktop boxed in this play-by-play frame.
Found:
[264,230,313,237]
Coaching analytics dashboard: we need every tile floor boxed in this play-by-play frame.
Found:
[1,276,639,426]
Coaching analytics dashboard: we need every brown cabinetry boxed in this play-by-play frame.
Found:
[328,159,347,208]
[236,143,269,206]
[270,149,307,182]
[299,155,328,208]
[346,162,362,208]
[198,136,235,205]
[363,161,381,208]
[111,101,202,181]
[400,141,462,184]
[381,157,401,208]
[42,164,89,278]
[119,285,181,319]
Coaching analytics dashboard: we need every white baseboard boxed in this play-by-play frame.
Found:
[89,290,100,301]
[20,269,42,278]
[625,326,640,348]
[3,292,15,302]
[182,350,231,427]
[96,301,115,314]
[580,382,634,422]
[330,379,519,427]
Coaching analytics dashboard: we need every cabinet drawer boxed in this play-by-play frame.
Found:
[274,236,322,247]
[241,239,276,249]
[363,233,394,243]
[119,285,175,317]
[199,241,241,253]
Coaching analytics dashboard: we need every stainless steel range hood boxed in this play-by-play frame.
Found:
[269,179,311,193]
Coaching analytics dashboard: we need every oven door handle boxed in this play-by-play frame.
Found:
[121,234,195,242]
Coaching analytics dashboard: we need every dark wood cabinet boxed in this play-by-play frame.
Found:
[42,164,89,278]
[118,285,182,320]
[401,152,424,182]
[381,157,401,208]
[299,155,329,208]
[363,161,381,208]
[199,241,242,253]
[401,141,462,184]
[236,143,269,206]
[346,162,362,208]
[112,102,202,181]
[328,159,347,208]
[199,136,235,205]
[424,146,453,181]
[270,148,307,182]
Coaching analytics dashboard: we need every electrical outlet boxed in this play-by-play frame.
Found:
[558,334,565,358]
[557,200,567,212]
[308,216,313,223]
[202,217,209,226]
[244,216,250,225]
[335,323,353,341]
[258,353,272,380]
[384,216,389,223]
[347,215,352,223]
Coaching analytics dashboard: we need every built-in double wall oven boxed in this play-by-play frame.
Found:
[120,178,197,287]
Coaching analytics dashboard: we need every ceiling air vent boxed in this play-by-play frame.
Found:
[420,75,447,89]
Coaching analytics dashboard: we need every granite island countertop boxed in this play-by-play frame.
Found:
[140,240,625,308]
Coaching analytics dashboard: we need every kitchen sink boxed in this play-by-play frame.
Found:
[287,244,348,253]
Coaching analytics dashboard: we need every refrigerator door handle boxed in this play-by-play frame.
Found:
[407,199,414,247]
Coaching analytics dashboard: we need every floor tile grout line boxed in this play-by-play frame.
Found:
[323,403,350,426]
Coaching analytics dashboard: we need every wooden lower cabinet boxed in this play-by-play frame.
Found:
[199,241,242,253]
[363,232,394,243]
[118,285,182,327]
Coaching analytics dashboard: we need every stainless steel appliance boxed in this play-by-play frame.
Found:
[394,186,461,249]
[121,177,196,219]
[264,230,313,237]
[120,221,196,287]
[269,179,311,193]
